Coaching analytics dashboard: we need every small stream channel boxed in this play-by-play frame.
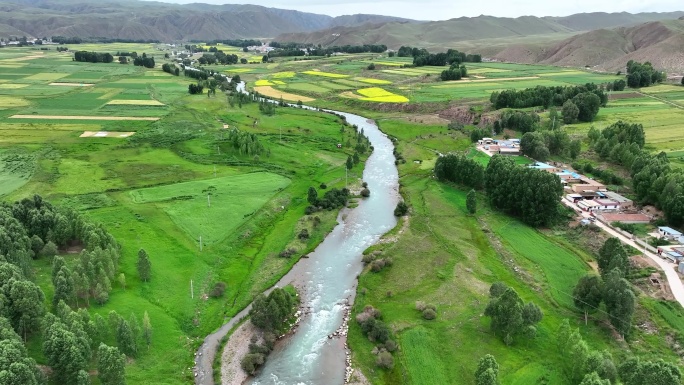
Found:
[194,84,400,385]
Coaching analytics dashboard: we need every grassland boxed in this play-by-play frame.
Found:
[0,44,371,385]
[349,115,684,385]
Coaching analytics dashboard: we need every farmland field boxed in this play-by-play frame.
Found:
[129,172,291,244]
[3,41,684,385]
[0,44,371,385]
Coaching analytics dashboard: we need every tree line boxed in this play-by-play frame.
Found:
[198,49,239,65]
[397,46,482,65]
[52,36,160,44]
[161,63,180,76]
[490,83,608,117]
[73,51,114,63]
[586,121,684,226]
[520,129,581,161]
[626,60,665,88]
[199,39,262,48]
[269,42,387,55]
[133,53,155,68]
[440,64,467,81]
[434,154,562,226]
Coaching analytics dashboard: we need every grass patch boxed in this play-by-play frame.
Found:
[129,172,291,244]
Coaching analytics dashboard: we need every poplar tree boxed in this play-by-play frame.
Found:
[137,248,151,282]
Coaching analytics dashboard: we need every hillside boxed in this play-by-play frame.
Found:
[0,0,418,40]
[275,11,684,48]
[493,20,684,72]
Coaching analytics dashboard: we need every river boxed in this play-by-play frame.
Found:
[195,84,399,385]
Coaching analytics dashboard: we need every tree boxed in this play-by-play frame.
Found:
[572,92,601,122]
[681,76,684,86]
[8,280,45,341]
[137,248,151,282]
[0,317,42,385]
[43,321,89,384]
[562,100,580,124]
[597,238,629,277]
[97,344,126,385]
[484,284,541,345]
[346,156,354,170]
[116,319,137,357]
[118,273,126,290]
[603,268,635,337]
[466,189,477,214]
[394,201,408,217]
[573,275,603,324]
[569,139,582,159]
[77,370,91,385]
[475,355,499,385]
[142,311,152,349]
[367,63,376,70]
[307,187,318,205]
[619,357,682,385]
[53,265,75,309]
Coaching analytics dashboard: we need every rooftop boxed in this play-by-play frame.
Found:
[602,191,632,203]
[529,162,555,170]
[598,213,650,223]
[595,199,619,205]
[659,226,682,236]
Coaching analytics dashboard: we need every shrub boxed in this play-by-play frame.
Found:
[422,308,437,320]
[415,301,427,312]
[394,201,408,216]
[384,339,398,352]
[362,182,368,188]
[319,183,327,189]
[361,188,371,197]
[240,353,265,375]
[298,228,310,240]
[209,282,227,298]
[278,248,297,258]
[304,205,317,215]
[362,254,375,264]
[370,259,386,272]
[376,351,394,369]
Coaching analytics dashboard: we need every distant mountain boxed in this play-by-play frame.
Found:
[275,11,684,48]
[0,0,419,40]
[493,20,684,72]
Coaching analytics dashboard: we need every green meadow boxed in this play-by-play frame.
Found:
[0,45,369,384]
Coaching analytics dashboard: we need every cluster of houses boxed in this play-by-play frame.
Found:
[478,138,521,156]
[522,161,653,224]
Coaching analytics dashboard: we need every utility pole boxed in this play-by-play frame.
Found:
[214,165,216,178]
[345,167,348,187]
[280,127,282,143]
[190,279,194,299]
[199,235,203,251]
[217,145,220,155]
[207,193,211,207]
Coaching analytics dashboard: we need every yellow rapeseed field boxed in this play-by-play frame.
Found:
[356,78,392,85]
[272,71,296,78]
[255,80,275,86]
[356,87,408,103]
[301,70,349,78]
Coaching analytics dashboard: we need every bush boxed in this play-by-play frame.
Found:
[304,205,317,215]
[240,353,265,375]
[415,301,427,311]
[362,254,375,264]
[394,201,408,216]
[362,182,368,188]
[376,351,394,369]
[422,308,437,320]
[361,188,371,197]
[319,183,327,189]
[209,282,227,298]
[278,248,297,258]
[370,259,386,272]
[384,339,398,352]
[298,228,310,240]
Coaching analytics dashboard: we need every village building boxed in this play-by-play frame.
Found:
[595,213,651,224]
[601,191,633,209]
[658,226,683,241]
[657,245,684,263]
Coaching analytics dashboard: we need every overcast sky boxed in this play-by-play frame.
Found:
[153,0,682,20]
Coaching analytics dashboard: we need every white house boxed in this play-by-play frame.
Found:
[658,226,683,241]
